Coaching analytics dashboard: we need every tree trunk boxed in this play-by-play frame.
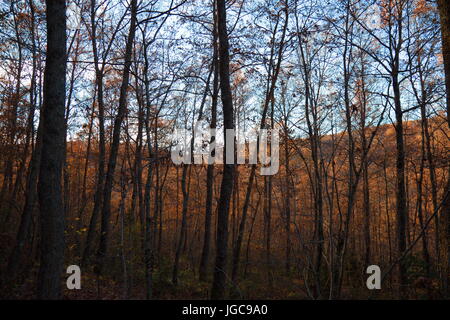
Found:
[82,0,107,266]
[172,164,189,285]
[199,18,219,281]
[211,0,236,300]
[7,122,42,282]
[96,0,138,277]
[231,4,288,284]
[6,0,40,280]
[37,0,66,299]
[393,71,408,298]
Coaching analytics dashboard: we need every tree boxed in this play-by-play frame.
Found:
[7,0,41,282]
[210,0,236,300]
[199,2,219,282]
[37,0,66,299]
[96,0,138,278]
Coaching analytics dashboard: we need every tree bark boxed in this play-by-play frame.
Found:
[211,0,236,300]
[37,0,67,299]
[199,18,219,282]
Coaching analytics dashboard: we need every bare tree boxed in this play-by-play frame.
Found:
[210,0,236,300]
[96,0,138,278]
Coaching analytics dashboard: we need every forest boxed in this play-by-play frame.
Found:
[0,0,449,300]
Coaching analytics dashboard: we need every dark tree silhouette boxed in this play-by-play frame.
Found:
[37,0,67,299]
